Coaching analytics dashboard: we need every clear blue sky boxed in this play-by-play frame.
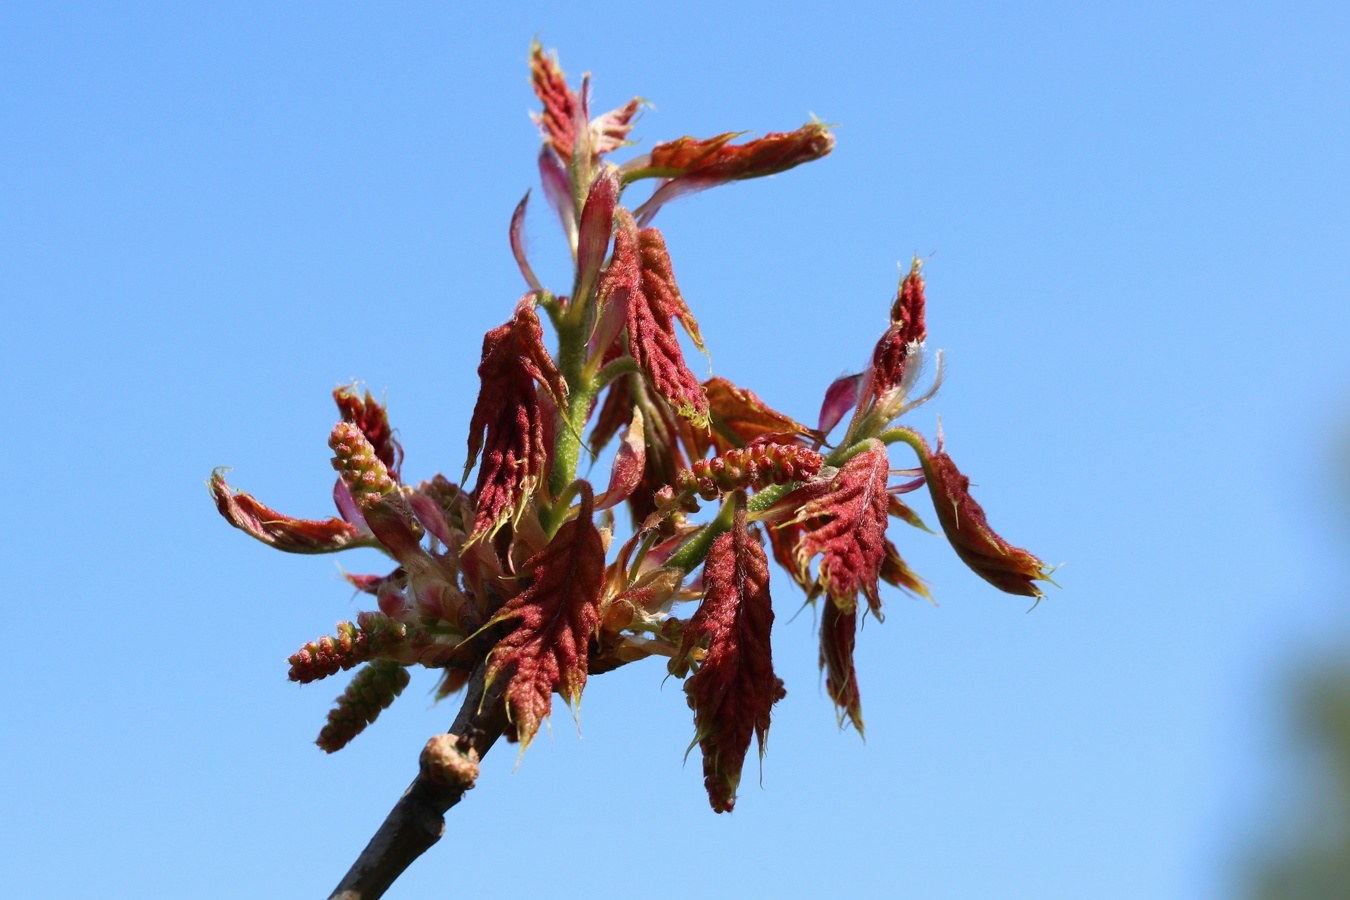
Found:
[4,3,1349,898]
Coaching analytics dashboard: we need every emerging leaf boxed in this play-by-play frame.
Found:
[879,538,931,602]
[529,42,643,166]
[529,42,578,163]
[486,486,606,750]
[600,208,709,427]
[592,372,690,525]
[638,123,834,181]
[689,376,816,459]
[817,373,864,438]
[629,123,835,222]
[906,432,1052,598]
[819,599,863,734]
[789,441,892,614]
[867,259,928,402]
[465,296,568,540]
[672,498,785,813]
[595,408,646,511]
[210,469,371,554]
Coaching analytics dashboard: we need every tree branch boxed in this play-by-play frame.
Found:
[328,659,510,900]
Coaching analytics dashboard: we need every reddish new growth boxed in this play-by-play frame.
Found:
[787,441,892,613]
[601,208,710,427]
[209,42,1054,841]
[908,433,1053,598]
[672,498,784,813]
[870,259,928,399]
[465,296,567,539]
[485,486,605,749]
[820,599,863,734]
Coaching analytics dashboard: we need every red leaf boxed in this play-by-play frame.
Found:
[590,97,644,155]
[600,209,709,427]
[465,296,568,539]
[486,486,606,749]
[575,167,619,304]
[790,441,891,614]
[819,599,863,734]
[529,43,642,165]
[646,123,834,181]
[688,376,815,459]
[630,124,835,223]
[529,42,578,162]
[210,469,371,554]
[920,440,1051,598]
[509,191,543,292]
[672,499,785,813]
[595,408,645,511]
[817,373,863,438]
[867,259,928,402]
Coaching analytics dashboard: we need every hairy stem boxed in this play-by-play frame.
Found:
[664,484,795,574]
[545,317,599,526]
[328,660,509,900]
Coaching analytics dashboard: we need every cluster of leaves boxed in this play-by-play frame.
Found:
[210,43,1054,812]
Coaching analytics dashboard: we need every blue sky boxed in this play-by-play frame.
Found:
[4,3,1349,898]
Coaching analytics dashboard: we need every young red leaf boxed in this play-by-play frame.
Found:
[879,538,931,602]
[590,97,644,155]
[903,431,1052,598]
[818,373,863,438]
[485,486,606,750]
[819,599,864,735]
[867,259,928,402]
[575,167,620,304]
[537,145,576,243]
[595,408,645,511]
[529,41,578,163]
[672,498,785,813]
[465,296,568,540]
[640,123,834,181]
[600,208,710,427]
[509,191,543,292]
[209,469,372,554]
[629,124,835,223]
[530,43,643,166]
[790,440,891,614]
[689,376,816,459]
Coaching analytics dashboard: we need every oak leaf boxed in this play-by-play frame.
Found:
[486,487,606,749]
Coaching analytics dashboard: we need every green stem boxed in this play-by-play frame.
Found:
[545,317,599,535]
[877,425,932,471]
[663,483,797,575]
[665,497,736,574]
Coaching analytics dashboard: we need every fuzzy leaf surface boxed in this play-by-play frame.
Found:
[673,505,784,813]
[486,489,606,749]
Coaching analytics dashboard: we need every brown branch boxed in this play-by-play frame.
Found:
[328,659,510,900]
